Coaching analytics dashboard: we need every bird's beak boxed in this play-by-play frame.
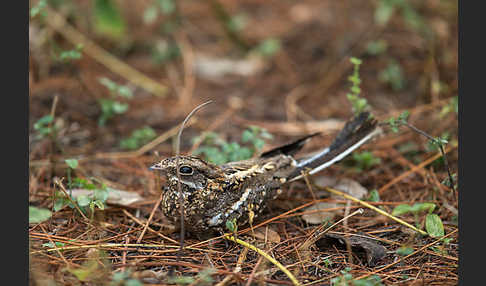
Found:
[149,162,164,171]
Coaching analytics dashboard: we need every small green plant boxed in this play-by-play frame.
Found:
[254,38,281,58]
[58,44,84,63]
[33,115,56,139]
[378,59,405,91]
[151,40,181,64]
[386,111,409,133]
[391,202,444,237]
[98,77,133,126]
[374,0,427,34]
[42,241,66,249]
[227,13,248,32]
[429,237,453,255]
[65,158,79,191]
[331,267,384,286]
[29,206,52,224]
[119,126,157,150]
[350,151,381,171]
[366,40,388,56]
[30,0,47,18]
[425,132,449,152]
[93,0,126,39]
[193,126,272,165]
[346,57,371,115]
[366,189,381,202]
[143,0,176,24]
[54,176,109,218]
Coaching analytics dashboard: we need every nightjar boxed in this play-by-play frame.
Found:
[150,112,380,235]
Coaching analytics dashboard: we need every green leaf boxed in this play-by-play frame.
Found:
[93,200,105,210]
[350,57,362,66]
[94,188,109,202]
[116,86,133,98]
[30,0,47,18]
[366,40,388,55]
[375,1,395,25]
[241,129,254,143]
[425,214,445,237]
[93,0,126,39]
[53,198,68,212]
[227,13,247,32]
[391,204,412,216]
[65,159,79,169]
[42,241,65,248]
[226,219,237,232]
[143,5,158,24]
[367,189,380,202]
[252,138,265,151]
[410,202,436,214]
[396,246,414,256]
[34,115,54,130]
[29,206,52,224]
[77,195,91,207]
[158,0,176,14]
[255,38,281,57]
[112,102,129,114]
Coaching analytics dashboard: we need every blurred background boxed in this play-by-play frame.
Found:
[29,0,457,156]
[29,0,458,284]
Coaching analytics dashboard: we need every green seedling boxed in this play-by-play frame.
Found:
[119,126,157,150]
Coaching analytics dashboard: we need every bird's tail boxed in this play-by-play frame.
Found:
[288,112,380,181]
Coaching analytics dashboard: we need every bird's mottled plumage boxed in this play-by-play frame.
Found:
[150,112,379,234]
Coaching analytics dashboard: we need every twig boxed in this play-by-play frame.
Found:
[136,191,165,243]
[174,101,213,255]
[43,6,168,96]
[324,187,428,236]
[225,235,301,286]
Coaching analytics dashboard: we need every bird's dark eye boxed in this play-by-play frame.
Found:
[179,165,193,175]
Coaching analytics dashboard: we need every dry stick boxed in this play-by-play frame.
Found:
[136,191,165,243]
[354,228,458,281]
[378,144,457,195]
[174,101,213,255]
[324,187,428,236]
[43,6,168,97]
